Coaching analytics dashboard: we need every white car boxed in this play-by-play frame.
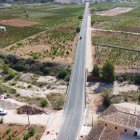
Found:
[0,108,7,115]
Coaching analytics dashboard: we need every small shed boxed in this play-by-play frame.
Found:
[0,26,6,32]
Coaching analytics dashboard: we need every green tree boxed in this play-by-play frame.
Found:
[102,61,115,83]
[92,64,100,77]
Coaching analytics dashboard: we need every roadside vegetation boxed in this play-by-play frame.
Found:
[92,61,115,83]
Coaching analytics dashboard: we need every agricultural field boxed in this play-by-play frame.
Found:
[90,1,140,32]
[94,46,140,67]
[91,0,140,73]
[92,31,140,50]
[0,3,84,62]
[0,124,45,140]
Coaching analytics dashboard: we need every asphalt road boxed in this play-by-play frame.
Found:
[57,3,89,140]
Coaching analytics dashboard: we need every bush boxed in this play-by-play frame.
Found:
[102,61,115,83]
[76,27,80,33]
[23,127,35,140]
[102,89,111,107]
[2,64,16,80]
[92,64,100,77]
[78,16,83,20]
[40,99,48,107]
[124,93,128,102]
[134,77,140,85]
[65,73,70,82]
[42,67,51,75]
[57,69,68,79]
[2,64,9,73]
[28,128,35,137]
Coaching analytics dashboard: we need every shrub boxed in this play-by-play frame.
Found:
[78,16,83,20]
[134,77,140,85]
[102,89,111,107]
[5,128,11,134]
[23,127,35,140]
[2,64,16,80]
[57,69,68,79]
[102,61,115,83]
[27,85,32,88]
[28,128,35,137]
[124,93,128,102]
[92,64,100,77]
[2,64,9,73]
[76,27,80,33]
[40,99,48,107]
[65,73,70,81]
[42,67,51,75]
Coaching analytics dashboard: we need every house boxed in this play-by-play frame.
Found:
[87,103,140,140]
[0,26,6,32]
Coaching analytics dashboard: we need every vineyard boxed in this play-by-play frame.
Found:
[90,1,140,32]
[95,46,140,68]
[92,31,140,50]
[0,4,84,62]
[4,19,79,61]
[0,124,45,140]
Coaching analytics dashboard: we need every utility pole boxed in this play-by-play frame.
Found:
[26,105,30,126]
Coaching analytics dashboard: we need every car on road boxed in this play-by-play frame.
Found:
[80,36,82,40]
[0,108,7,115]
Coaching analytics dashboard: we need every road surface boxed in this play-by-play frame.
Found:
[57,3,89,140]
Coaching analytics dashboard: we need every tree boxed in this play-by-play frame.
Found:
[102,61,115,83]
[92,64,100,77]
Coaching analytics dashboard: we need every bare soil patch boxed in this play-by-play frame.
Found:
[0,19,39,27]
[96,7,134,16]
[17,105,44,115]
